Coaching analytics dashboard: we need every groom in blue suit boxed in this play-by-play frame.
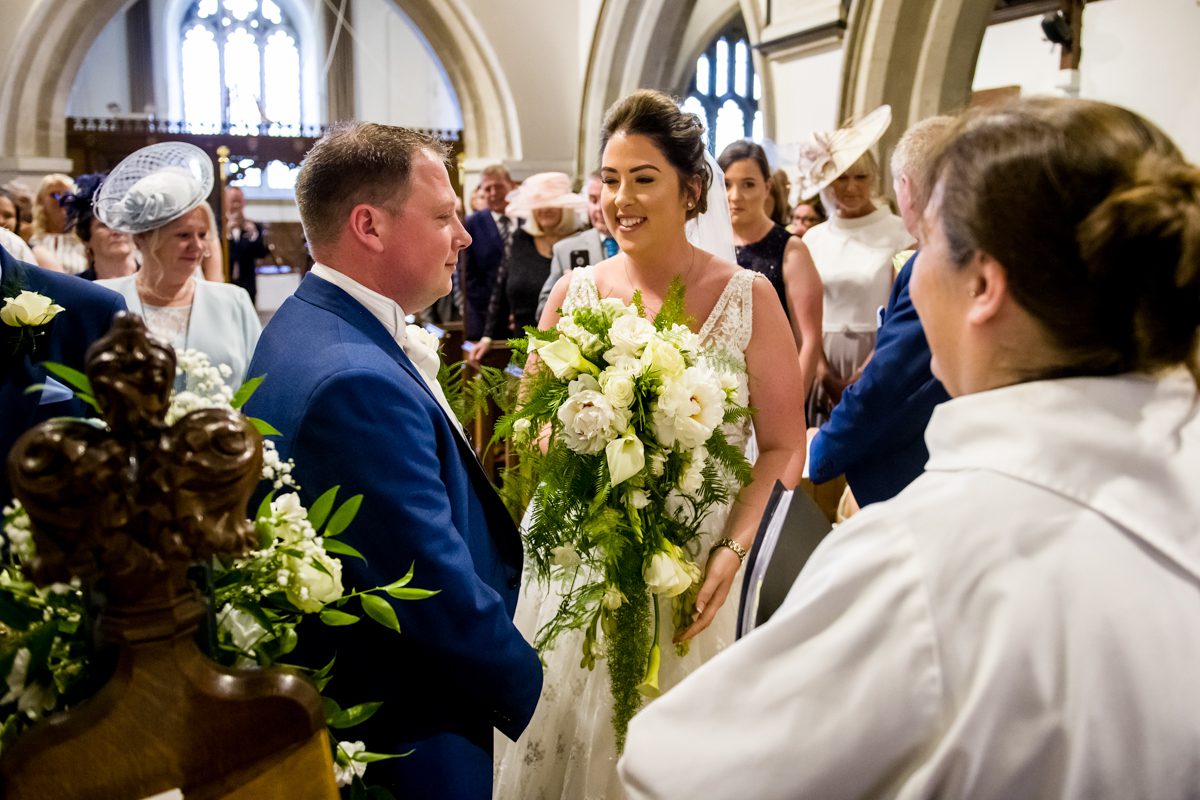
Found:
[244,123,541,798]
[1,245,126,504]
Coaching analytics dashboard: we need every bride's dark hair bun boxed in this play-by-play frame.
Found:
[600,90,711,219]
[1079,154,1200,377]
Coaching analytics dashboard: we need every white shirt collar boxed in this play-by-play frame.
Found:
[309,263,409,348]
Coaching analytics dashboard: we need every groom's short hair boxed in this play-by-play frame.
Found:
[296,122,450,247]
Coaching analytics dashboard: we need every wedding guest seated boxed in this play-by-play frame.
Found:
[807,116,955,507]
[61,174,139,281]
[619,96,1200,799]
[95,143,260,382]
[466,171,583,366]
[30,173,88,275]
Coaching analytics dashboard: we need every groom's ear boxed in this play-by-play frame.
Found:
[347,204,386,253]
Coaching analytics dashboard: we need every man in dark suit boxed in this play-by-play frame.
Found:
[1,245,126,504]
[459,164,515,341]
[244,123,541,798]
[225,186,269,307]
[808,116,955,507]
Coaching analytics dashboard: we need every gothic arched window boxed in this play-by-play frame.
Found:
[684,21,762,154]
[180,0,302,135]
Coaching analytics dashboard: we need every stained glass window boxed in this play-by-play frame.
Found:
[683,20,762,154]
[180,0,302,135]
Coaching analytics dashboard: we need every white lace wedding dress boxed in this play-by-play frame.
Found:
[493,265,759,800]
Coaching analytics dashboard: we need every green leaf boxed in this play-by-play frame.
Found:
[247,417,282,437]
[384,587,440,601]
[324,494,363,538]
[379,562,415,592]
[360,594,400,633]
[230,375,265,410]
[307,486,339,531]
[24,621,59,682]
[254,488,277,523]
[319,608,361,627]
[327,701,383,730]
[277,626,298,655]
[0,592,43,630]
[42,362,92,395]
[321,696,342,722]
[322,538,365,561]
[353,750,408,764]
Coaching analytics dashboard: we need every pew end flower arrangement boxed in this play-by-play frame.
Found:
[0,350,435,797]
[489,281,752,749]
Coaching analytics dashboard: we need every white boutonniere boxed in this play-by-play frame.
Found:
[2,290,65,360]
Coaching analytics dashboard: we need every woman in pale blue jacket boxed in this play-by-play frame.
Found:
[95,142,261,383]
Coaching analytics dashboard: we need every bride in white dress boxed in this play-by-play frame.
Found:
[494,90,804,800]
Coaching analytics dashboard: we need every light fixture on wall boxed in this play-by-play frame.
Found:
[1041,10,1073,47]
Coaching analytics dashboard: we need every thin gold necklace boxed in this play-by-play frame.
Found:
[624,244,696,315]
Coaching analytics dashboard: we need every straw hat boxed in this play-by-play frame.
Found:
[504,172,586,219]
[95,142,213,234]
[795,105,892,201]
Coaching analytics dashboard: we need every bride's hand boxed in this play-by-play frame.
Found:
[674,547,742,643]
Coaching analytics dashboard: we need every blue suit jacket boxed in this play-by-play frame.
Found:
[244,274,541,798]
[460,210,506,340]
[1,248,126,504]
[808,253,950,506]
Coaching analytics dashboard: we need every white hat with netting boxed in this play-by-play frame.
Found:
[94,142,213,234]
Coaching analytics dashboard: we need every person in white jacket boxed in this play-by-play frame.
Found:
[618,96,1200,800]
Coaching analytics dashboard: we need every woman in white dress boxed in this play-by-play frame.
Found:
[797,107,914,424]
[29,173,89,275]
[493,90,804,799]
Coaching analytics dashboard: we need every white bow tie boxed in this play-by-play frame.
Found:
[402,324,466,438]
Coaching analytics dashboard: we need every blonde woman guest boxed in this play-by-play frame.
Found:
[465,172,584,366]
[798,108,913,424]
[95,143,260,382]
[30,173,88,275]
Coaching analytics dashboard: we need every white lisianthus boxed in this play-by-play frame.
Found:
[605,430,645,486]
[659,323,702,355]
[605,314,656,358]
[551,544,582,568]
[282,543,344,613]
[639,336,687,380]
[629,488,650,509]
[217,603,270,652]
[537,336,599,380]
[679,447,707,496]
[643,544,700,598]
[512,417,532,443]
[601,585,627,610]
[556,316,604,357]
[598,297,635,319]
[334,740,368,787]
[597,362,637,409]
[558,375,628,454]
[652,365,726,450]
[0,291,64,327]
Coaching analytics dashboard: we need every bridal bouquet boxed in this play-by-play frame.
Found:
[497,282,752,748]
[0,351,431,797]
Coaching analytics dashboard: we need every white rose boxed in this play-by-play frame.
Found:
[606,314,656,358]
[679,447,707,496]
[643,544,700,598]
[283,545,344,612]
[217,603,270,652]
[652,366,727,450]
[605,431,645,486]
[551,544,581,568]
[0,291,64,327]
[640,336,686,380]
[537,336,598,380]
[557,377,628,454]
[601,585,627,610]
[660,323,701,355]
[597,364,637,409]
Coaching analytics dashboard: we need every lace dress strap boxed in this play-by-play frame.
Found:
[561,265,601,315]
[697,268,757,356]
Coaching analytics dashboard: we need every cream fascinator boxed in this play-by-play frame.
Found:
[795,105,892,201]
[504,172,587,219]
[94,142,213,234]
